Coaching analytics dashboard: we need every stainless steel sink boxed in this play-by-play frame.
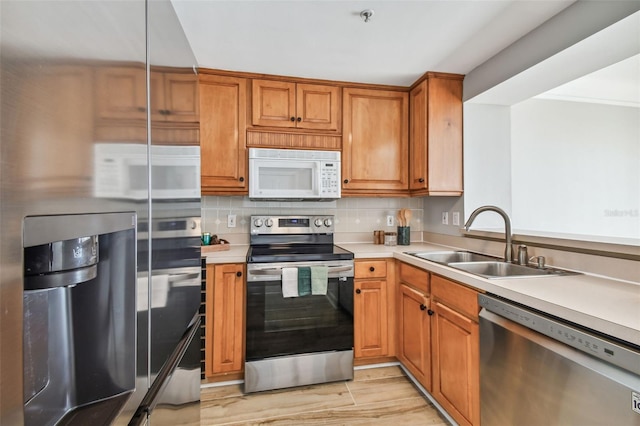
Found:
[406,250,577,279]
[447,261,574,279]
[408,251,497,264]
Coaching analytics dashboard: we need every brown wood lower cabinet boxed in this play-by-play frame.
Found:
[431,275,480,426]
[397,262,431,390]
[354,259,395,360]
[205,263,245,378]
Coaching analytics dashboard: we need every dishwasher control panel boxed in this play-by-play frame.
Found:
[479,294,640,376]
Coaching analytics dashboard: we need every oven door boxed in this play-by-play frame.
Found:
[245,268,354,361]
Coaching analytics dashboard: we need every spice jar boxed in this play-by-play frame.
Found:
[384,232,397,246]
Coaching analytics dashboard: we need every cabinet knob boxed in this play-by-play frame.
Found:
[420,304,426,311]
[343,179,349,184]
[290,116,296,122]
[296,117,302,122]
[137,107,146,112]
[164,109,171,115]
[427,309,434,316]
[239,177,245,182]
[369,266,375,272]
[236,271,242,277]
[355,289,361,294]
[418,178,425,183]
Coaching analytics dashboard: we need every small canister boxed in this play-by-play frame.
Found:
[384,232,397,246]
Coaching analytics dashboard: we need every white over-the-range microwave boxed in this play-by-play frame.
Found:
[248,148,341,201]
[94,143,200,200]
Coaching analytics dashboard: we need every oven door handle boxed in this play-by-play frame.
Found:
[249,265,353,276]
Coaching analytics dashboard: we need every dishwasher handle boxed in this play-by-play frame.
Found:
[479,294,640,377]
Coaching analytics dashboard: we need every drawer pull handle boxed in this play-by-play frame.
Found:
[369,267,375,272]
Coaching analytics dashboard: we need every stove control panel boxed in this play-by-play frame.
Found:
[251,215,335,235]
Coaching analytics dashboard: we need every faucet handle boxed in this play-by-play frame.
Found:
[529,255,546,269]
[517,245,528,265]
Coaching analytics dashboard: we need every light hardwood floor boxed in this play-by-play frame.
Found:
[200,366,449,425]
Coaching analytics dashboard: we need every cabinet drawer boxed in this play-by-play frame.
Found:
[398,262,429,294]
[431,275,479,321]
[355,260,387,279]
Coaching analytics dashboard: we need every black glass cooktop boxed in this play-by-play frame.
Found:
[247,244,353,263]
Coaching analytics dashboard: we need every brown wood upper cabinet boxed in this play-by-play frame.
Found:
[95,67,199,123]
[95,66,147,121]
[199,74,248,195]
[149,71,199,123]
[251,79,341,131]
[342,88,409,196]
[409,73,463,196]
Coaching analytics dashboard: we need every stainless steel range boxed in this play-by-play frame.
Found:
[245,215,354,393]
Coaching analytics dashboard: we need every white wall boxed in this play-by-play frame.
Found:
[511,98,640,240]
[461,103,512,230]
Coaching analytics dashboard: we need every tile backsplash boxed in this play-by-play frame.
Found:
[202,196,425,245]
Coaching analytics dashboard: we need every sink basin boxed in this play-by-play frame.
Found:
[408,251,497,264]
[448,261,573,279]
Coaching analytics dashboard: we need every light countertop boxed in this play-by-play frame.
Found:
[203,241,640,346]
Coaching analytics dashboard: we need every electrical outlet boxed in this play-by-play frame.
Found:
[442,211,449,225]
[386,215,394,226]
[227,214,236,228]
[452,211,460,226]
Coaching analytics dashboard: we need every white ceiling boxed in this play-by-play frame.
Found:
[171,0,576,87]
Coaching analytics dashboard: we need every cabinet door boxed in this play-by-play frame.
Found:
[158,72,199,122]
[296,83,340,131]
[432,301,480,426]
[354,279,388,358]
[409,75,463,196]
[206,264,245,376]
[409,80,428,191]
[95,66,147,120]
[251,79,296,128]
[199,74,248,194]
[15,65,94,193]
[398,284,431,390]
[342,88,409,195]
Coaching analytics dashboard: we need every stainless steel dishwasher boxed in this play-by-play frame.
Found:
[479,294,640,425]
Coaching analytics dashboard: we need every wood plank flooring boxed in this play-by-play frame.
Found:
[200,366,450,425]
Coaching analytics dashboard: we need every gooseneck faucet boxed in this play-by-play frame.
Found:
[463,205,513,262]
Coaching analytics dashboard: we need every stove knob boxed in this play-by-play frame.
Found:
[190,220,198,230]
[324,218,333,227]
[314,218,323,227]
[254,219,264,228]
[265,218,274,227]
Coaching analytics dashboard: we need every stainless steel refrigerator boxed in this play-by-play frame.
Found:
[1,1,201,425]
